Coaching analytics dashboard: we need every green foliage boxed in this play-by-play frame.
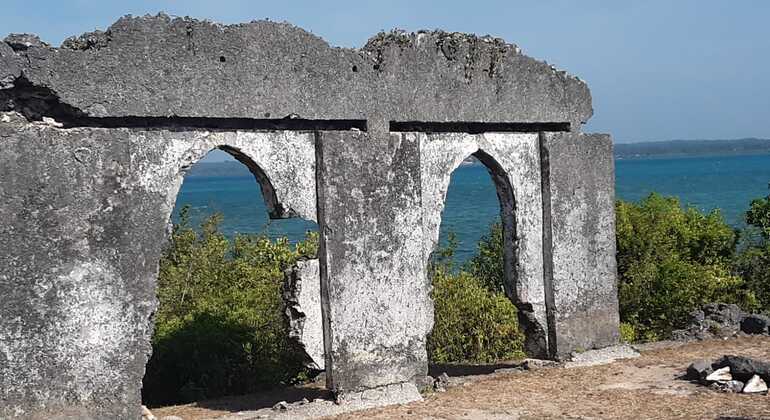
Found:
[746,184,770,241]
[143,206,318,406]
[464,221,506,293]
[618,322,637,343]
[427,235,525,364]
[427,268,525,363]
[734,245,770,313]
[616,193,757,340]
[735,185,770,313]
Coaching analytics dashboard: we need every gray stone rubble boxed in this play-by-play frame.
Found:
[672,303,770,341]
[686,355,770,394]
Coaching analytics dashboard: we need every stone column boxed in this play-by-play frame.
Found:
[316,130,431,394]
[539,132,620,358]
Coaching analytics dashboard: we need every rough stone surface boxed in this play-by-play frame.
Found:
[712,355,770,383]
[706,366,732,382]
[0,14,591,130]
[743,374,768,393]
[672,303,748,341]
[563,344,639,368]
[0,15,620,418]
[283,259,325,370]
[0,116,316,419]
[741,314,770,335]
[3,33,48,51]
[686,359,714,382]
[316,130,430,392]
[724,380,745,393]
[418,132,548,356]
[0,42,22,89]
[541,132,620,358]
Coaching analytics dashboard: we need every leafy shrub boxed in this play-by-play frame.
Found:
[618,322,637,343]
[464,222,506,293]
[616,193,756,340]
[735,245,770,314]
[735,186,770,313]
[427,234,525,363]
[142,207,318,406]
[746,184,770,241]
[427,268,525,363]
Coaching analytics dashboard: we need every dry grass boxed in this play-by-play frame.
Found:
[150,382,329,419]
[152,336,770,420]
[332,336,770,420]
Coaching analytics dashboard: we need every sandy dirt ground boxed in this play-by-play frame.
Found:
[152,336,770,420]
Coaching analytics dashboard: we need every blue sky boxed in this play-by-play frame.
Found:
[2,0,769,146]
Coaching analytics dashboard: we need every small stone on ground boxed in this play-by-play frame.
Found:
[706,366,732,382]
[743,374,768,393]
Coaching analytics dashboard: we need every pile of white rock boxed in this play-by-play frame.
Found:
[687,355,770,394]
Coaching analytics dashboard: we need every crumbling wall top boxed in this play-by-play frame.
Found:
[0,14,592,129]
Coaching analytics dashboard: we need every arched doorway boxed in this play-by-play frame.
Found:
[142,138,322,408]
[420,132,549,360]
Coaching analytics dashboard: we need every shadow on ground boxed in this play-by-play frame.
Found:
[193,385,331,412]
[429,361,523,377]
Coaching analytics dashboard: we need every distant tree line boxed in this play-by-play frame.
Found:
[615,138,770,159]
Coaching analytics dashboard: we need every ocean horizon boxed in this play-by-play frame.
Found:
[172,153,770,263]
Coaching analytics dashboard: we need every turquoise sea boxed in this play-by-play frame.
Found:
[173,154,770,263]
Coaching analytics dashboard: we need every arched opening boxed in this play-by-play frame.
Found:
[426,149,530,374]
[142,146,324,412]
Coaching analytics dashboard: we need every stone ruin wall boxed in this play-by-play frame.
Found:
[0,14,619,419]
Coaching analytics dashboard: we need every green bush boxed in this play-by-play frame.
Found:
[427,234,525,364]
[735,186,770,313]
[618,322,637,343]
[746,184,770,242]
[616,193,756,340]
[142,207,318,406]
[464,222,506,293]
[735,245,770,313]
[427,268,525,363]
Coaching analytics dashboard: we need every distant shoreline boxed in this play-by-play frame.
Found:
[616,150,770,161]
[186,138,770,177]
[614,138,770,160]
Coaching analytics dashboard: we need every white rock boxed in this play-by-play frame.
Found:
[743,374,768,393]
[40,116,63,128]
[272,401,289,411]
[141,405,156,420]
[706,366,732,382]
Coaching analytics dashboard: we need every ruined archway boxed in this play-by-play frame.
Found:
[420,132,549,358]
[142,143,322,406]
[1,16,620,418]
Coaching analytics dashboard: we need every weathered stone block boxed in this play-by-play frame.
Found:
[283,258,325,370]
[1,15,591,126]
[316,130,430,393]
[540,132,620,357]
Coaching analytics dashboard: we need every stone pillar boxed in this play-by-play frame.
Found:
[316,130,431,394]
[539,132,620,358]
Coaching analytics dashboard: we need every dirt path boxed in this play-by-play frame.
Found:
[334,336,770,419]
[153,336,770,420]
